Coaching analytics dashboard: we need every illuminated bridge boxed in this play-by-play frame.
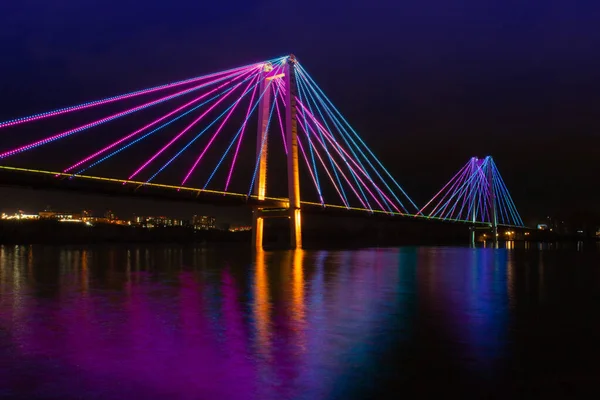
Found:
[0,55,524,248]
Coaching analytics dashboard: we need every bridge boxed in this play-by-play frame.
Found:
[0,55,525,248]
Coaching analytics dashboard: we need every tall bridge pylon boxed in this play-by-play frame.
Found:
[252,56,302,249]
[418,156,524,229]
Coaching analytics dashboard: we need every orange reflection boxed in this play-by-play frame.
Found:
[288,249,307,356]
[0,246,5,296]
[293,209,302,249]
[81,249,89,295]
[291,249,305,328]
[8,246,25,322]
[253,249,271,357]
[12,246,23,294]
[125,250,132,294]
[27,246,33,282]
[255,217,264,249]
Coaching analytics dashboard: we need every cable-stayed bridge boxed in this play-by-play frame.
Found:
[0,55,525,248]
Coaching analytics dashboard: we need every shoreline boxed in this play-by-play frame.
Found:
[1,220,596,248]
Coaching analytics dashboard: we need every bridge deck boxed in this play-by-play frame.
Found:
[0,166,288,208]
[0,165,523,228]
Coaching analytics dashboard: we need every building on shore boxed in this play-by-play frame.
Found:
[38,210,82,221]
[229,225,251,232]
[1,210,39,220]
[133,216,186,228]
[192,215,216,230]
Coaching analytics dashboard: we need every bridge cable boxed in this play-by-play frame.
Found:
[127,69,259,181]
[296,63,418,213]
[70,81,243,177]
[64,70,252,174]
[295,68,402,214]
[0,58,284,130]
[295,72,375,211]
[0,68,254,161]
[295,72,353,208]
[143,70,262,184]
[247,81,282,196]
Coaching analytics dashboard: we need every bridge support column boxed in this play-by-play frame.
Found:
[285,55,302,249]
[469,158,479,246]
[252,63,273,250]
[487,157,498,240]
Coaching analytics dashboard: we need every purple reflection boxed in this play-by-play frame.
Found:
[0,244,530,399]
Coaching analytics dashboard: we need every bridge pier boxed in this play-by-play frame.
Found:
[252,213,264,250]
[470,224,500,246]
[284,55,302,250]
[487,158,498,241]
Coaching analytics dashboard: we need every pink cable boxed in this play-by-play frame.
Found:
[298,134,337,207]
[276,80,372,209]
[436,159,481,218]
[273,85,287,155]
[277,78,397,213]
[181,75,258,186]
[224,62,285,191]
[224,77,261,192]
[63,68,251,173]
[297,118,367,209]
[0,69,253,161]
[419,162,471,216]
[296,106,394,212]
[275,81,390,211]
[0,63,262,130]
[128,69,258,180]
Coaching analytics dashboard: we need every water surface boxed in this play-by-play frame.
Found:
[1,243,599,399]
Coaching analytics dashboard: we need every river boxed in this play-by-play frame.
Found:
[1,243,599,399]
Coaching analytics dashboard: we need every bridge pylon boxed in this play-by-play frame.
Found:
[470,157,498,240]
[252,55,302,250]
[486,157,498,239]
[418,155,524,238]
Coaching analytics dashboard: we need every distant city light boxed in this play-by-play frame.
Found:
[0,211,39,220]
[1,208,229,231]
[229,225,251,232]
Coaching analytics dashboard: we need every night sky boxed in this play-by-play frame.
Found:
[1,1,599,225]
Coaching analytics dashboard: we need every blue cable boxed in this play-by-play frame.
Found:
[297,63,419,212]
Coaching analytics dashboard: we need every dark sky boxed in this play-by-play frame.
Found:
[0,0,599,224]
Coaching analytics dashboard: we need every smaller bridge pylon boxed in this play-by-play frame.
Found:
[418,156,524,234]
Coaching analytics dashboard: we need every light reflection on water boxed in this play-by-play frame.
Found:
[0,244,599,399]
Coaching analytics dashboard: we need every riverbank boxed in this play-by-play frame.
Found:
[1,220,596,247]
[0,220,250,245]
